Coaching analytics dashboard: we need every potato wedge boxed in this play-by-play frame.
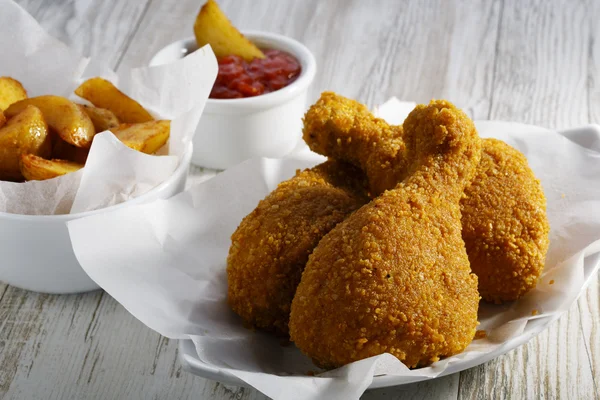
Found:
[5,96,95,148]
[75,78,153,124]
[0,110,5,129]
[194,0,265,61]
[111,120,170,154]
[78,104,120,132]
[52,139,90,164]
[20,154,83,181]
[0,76,28,110]
[0,105,51,181]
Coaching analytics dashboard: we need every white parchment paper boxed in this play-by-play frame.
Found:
[67,99,600,400]
[0,0,218,214]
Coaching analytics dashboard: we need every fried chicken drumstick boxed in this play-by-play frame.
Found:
[461,139,549,302]
[227,160,369,335]
[303,92,550,303]
[290,100,481,368]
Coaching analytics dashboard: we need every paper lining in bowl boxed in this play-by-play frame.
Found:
[0,0,218,293]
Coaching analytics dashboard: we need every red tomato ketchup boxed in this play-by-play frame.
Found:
[210,49,301,99]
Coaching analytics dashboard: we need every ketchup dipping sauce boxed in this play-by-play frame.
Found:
[210,49,302,99]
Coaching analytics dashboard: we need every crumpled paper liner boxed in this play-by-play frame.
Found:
[67,100,600,400]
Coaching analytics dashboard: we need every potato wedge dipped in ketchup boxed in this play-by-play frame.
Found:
[194,0,301,99]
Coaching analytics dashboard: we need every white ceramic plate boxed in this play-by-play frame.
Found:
[177,125,600,389]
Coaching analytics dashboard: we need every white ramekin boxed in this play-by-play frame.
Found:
[150,31,317,169]
[0,143,193,294]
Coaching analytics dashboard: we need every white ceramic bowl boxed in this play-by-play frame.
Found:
[0,143,193,294]
[150,31,317,169]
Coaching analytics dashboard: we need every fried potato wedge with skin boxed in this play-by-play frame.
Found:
[20,154,83,181]
[52,139,89,164]
[0,110,5,129]
[5,96,95,148]
[78,104,120,132]
[75,78,153,124]
[194,0,265,61]
[111,120,170,154]
[0,105,51,181]
[0,76,28,110]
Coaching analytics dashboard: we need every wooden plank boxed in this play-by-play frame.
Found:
[458,303,596,399]
[11,0,150,68]
[487,0,589,129]
[579,280,600,396]
[458,0,599,399]
[0,0,147,90]
[0,289,266,400]
[363,374,459,400]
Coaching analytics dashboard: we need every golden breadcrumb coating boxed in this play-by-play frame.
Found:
[461,139,549,303]
[303,92,406,195]
[290,100,481,369]
[303,92,550,304]
[227,160,369,335]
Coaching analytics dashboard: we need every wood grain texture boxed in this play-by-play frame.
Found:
[1,0,599,399]
[488,0,590,129]
[580,279,600,394]
[1,290,222,399]
[13,0,150,68]
[363,374,459,400]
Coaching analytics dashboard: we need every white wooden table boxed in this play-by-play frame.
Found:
[1,1,599,399]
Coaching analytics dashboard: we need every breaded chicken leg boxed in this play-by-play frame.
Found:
[303,92,550,303]
[290,100,481,368]
[227,160,369,335]
[303,96,406,195]
[461,139,549,303]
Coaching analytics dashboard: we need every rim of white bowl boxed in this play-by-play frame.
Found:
[0,142,193,222]
[150,31,317,111]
